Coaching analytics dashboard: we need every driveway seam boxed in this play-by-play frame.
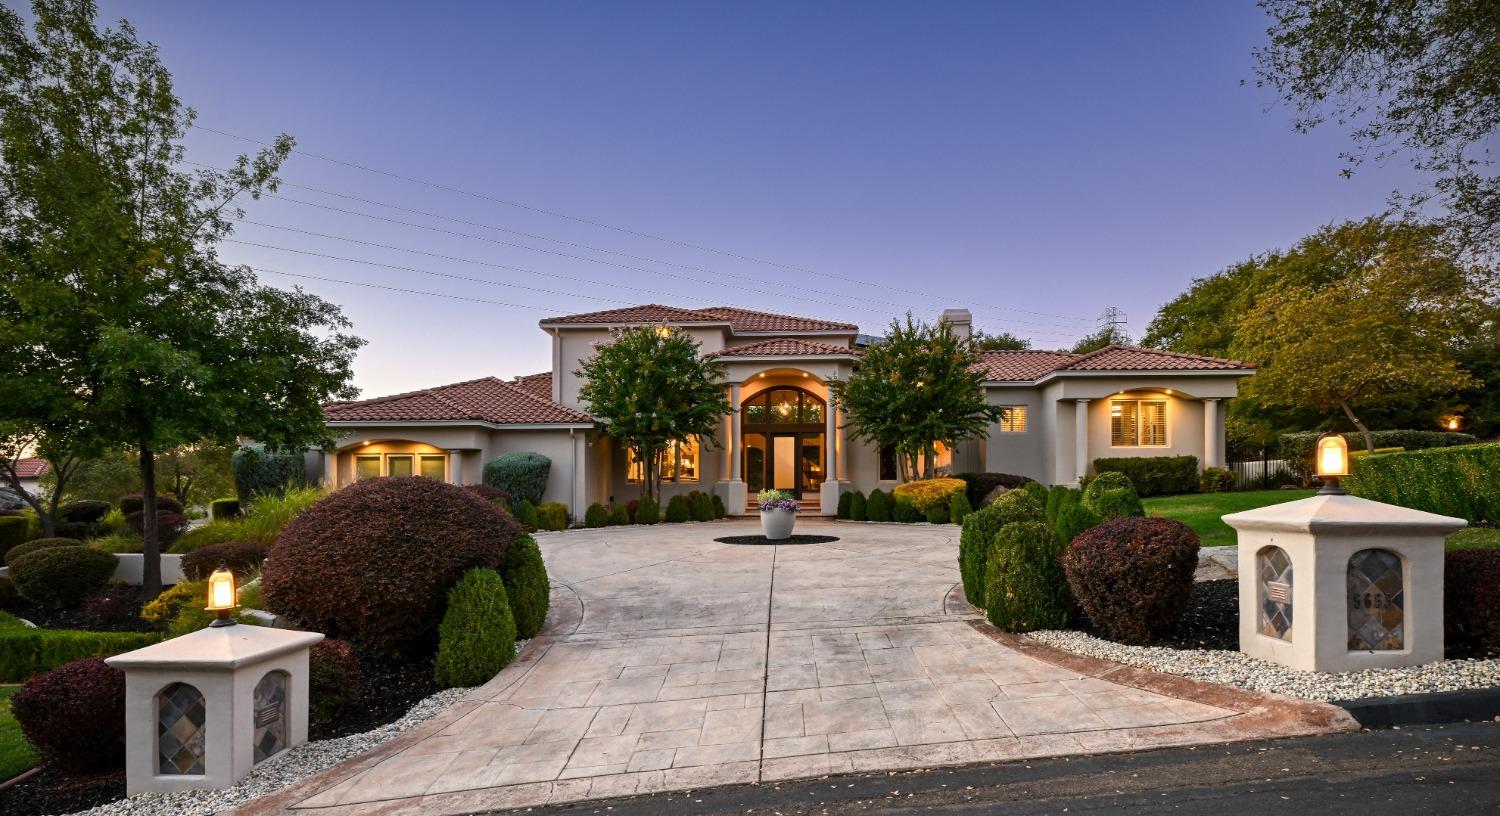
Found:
[756,541,780,781]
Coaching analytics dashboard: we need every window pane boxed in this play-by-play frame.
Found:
[677,436,699,482]
[387,455,414,477]
[419,455,446,480]
[1141,401,1167,446]
[744,433,766,492]
[660,442,678,481]
[769,390,799,423]
[355,455,381,480]
[801,433,825,488]
[1111,401,1138,447]
[626,447,643,482]
[745,395,768,424]
[802,396,823,424]
[999,406,1027,432]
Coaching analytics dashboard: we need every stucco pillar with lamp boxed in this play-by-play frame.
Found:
[818,388,844,515]
[1073,399,1091,485]
[719,382,747,514]
[1224,432,1465,672]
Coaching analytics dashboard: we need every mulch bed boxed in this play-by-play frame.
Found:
[1075,579,1240,651]
[0,768,125,816]
[4,587,154,633]
[713,534,841,546]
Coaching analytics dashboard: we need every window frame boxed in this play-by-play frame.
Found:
[1109,398,1169,448]
[997,405,1028,433]
[352,451,449,481]
[625,436,701,484]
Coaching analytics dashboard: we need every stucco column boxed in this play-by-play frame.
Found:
[1074,399,1091,484]
[824,395,837,480]
[1203,399,1221,468]
[836,407,848,481]
[729,382,743,480]
[322,449,337,489]
[446,449,461,484]
[720,391,733,481]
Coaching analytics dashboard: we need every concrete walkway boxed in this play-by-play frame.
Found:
[243,520,1353,816]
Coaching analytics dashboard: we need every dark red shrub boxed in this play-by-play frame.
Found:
[181,540,270,582]
[11,657,126,772]
[119,494,185,515]
[626,499,639,522]
[125,510,188,543]
[59,500,111,523]
[261,477,520,656]
[1063,517,1200,644]
[1445,548,1500,658]
[81,585,143,629]
[309,638,361,723]
[462,484,512,505]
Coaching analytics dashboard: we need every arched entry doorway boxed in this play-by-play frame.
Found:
[741,386,826,495]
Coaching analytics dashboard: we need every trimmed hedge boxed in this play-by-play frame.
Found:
[958,489,1046,605]
[891,498,922,523]
[948,490,973,524]
[665,495,691,523]
[1064,517,1199,644]
[0,516,31,550]
[6,536,82,566]
[512,500,539,532]
[482,452,551,505]
[954,472,1033,509]
[180,540,269,582]
[849,491,868,521]
[892,478,967,515]
[1092,488,1145,521]
[499,534,550,638]
[1346,443,1500,523]
[59,500,111,524]
[1092,456,1198,497]
[712,494,727,519]
[10,547,118,608]
[434,568,517,687]
[691,491,715,522]
[210,498,242,519]
[0,629,159,682]
[1199,467,1235,493]
[231,445,307,503]
[925,503,950,524]
[635,496,660,525]
[1280,429,1478,483]
[837,491,852,519]
[118,494,185,515]
[584,502,609,528]
[866,489,890,522]
[984,520,1072,632]
[309,639,361,723]
[262,477,520,656]
[608,504,630,526]
[1053,502,1101,547]
[11,657,127,772]
[537,502,569,531]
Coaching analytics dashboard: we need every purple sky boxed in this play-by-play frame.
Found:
[78,1,1423,397]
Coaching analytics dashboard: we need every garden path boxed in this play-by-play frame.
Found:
[241,520,1353,816]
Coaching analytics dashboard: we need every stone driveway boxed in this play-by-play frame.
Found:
[243,520,1353,816]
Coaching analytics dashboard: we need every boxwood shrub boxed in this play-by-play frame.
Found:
[512,499,539,532]
[500,534,551,639]
[1346,443,1500,523]
[537,502,569,531]
[1199,467,1235,493]
[11,657,127,771]
[118,494,185,515]
[180,540,270,582]
[1091,455,1199,497]
[434,568,517,687]
[712,494,727,519]
[891,497,922,523]
[0,629,158,682]
[1053,502,1101,548]
[584,502,609,528]
[10,547,117,608]
[849,490,867,521]
[691,491,715,522]
[953,472,1033,509]
[210,498,242,519]
[635,496,660,525]
[948,490,973,524]
[1092,488,1145,521]
[836,491,852,519]
[5,536,82,566]
[892,478,967,515]
[925,503,950,524]
[59,500,111,524]
[262,477,520,656]
[957,489,1046,606]
[984,520,1072,632]
[608,504,630,526]
[665,495,691,523]
[482,452,551,505]
[865,489,888,521]
[1064,517,1199,644]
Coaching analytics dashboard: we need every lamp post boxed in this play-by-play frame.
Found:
[1315,432,1349,495]
[205,567,238,627]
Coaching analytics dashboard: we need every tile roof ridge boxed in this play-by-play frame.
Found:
[489,377,592,421]
[701,305,859,328]
[1059,344,1252,369]
[325,375,498,411]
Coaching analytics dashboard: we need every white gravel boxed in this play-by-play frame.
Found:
[64,685,473,816]
[1029,629,1500,702]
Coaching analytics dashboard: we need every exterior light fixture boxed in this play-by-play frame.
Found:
[1446,416,1460,431]
[205,567,239,627]
[1315,432,1349,495]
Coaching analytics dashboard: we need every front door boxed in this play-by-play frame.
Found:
[770,433,799,491]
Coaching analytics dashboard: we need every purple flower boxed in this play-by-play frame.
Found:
[759,498,799,512]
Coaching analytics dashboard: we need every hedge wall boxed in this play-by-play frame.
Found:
[1091,456,1198,497]
[1346,443,1500,523]
[1280,430,1478,483]
[0,628,160,682]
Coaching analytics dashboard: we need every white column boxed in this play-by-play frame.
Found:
[720,386,734,481]
[836,407,848,481]
[446,449,462,484]
[729,382,743,480]
[322,449,337,489]
[1203,399,1221,468]
[1074,399,1091,484]
[824,395,837,480]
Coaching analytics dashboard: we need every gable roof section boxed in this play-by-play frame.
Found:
[539,304,857,334]
[709,338,862,359]
[14,457,48,479]
[975,350,1082,382]
[324,376,590,425]
[512,371,553,400]
[977,345,1251,383]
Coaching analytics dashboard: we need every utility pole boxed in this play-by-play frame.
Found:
[1098,306,1128,343]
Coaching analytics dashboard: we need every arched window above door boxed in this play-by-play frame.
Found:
[742,386,824,426]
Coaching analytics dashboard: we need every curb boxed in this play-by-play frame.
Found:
[1334,687,1500,728]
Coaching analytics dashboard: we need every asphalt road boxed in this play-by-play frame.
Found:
[513,721,1500,815]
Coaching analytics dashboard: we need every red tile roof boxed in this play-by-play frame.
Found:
[512,372,553,400]
[324,377,591,425]
[976,346,1251,382]
[14,457,48,479]
[709,338,862,358]
[540,304,857,334]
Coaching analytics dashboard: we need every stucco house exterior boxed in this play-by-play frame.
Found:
[316,304,1253,518]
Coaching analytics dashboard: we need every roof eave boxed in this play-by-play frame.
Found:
[326,419,593,430]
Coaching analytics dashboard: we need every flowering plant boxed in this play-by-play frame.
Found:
[757,489,799,513]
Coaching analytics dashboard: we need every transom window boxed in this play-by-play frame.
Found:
[354,452,447,480]
[743,387,824,425]
[1111,399,1167,447]
[997,406,1028,433]
[626,437,700,483]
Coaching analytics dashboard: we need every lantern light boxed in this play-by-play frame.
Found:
[1447,416,1460,431]
[1315,432,1349,495]
[205,567,239,627]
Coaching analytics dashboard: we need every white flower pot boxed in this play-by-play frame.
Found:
[760,508,796,540]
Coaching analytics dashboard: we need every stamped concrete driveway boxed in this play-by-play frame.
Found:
[252,520,1352,816]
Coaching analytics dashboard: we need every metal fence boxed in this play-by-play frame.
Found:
[1227,457,1296,490]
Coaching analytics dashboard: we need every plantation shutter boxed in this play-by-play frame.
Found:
[1141,401,1167,446]
[1110,401,1137,446]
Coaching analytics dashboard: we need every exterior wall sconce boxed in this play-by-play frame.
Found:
[205,568,238,627]
[1445,416,1461,431]
[1316,433,1349,495]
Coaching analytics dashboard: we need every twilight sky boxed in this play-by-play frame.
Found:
[77,1,1423,397]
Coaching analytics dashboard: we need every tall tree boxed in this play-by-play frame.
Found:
[1070,324,1131,355]
[575,326,730,500]
[831,315,1004,480]
[0,0,362,597]
[1231,224,1493,451]
[1255,0,1500,253]
[971,329,1031,351]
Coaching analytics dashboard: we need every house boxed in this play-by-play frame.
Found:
[317,305,1252,517]
[13,457,49,497]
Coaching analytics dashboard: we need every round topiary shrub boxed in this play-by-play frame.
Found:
[1445,549,1500,658]
[691,492,715,522]
[1053,502,1101,547]
[984,520,1072,632]
[10,546,118,607]
[836,491,852,519]
[892,478,968,515]
[665,495,691,523]
[584,502,609,528]
[433,568,517,687]
[925,503,950,524]
[181,540,271,582]
[59,499,111,524]
[11,657,126,772]
[537,502,569,531]
[309,638,361,723]
[850,491,868,521]
[1064,517,1200,644]
[262,477,520,656]
[500,534,550,638]
[118,493,185,515]
[124,509,188,544]
[607,504,630,526]
[1091,488,1144,521]
[891,499,922,523]
[712,494,727,519]
[866,489,891,522]
[958,489,1046,606]
[635,496,660,525]
[1081,472,1134,510]
[511,499,539,532]
[948,490,973,524]
[482,452,551,505]
[5,536,82,566]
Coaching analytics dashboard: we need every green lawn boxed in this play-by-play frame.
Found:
[1447,526,1500,550]
[0,684,38,782]
[1143,489,1316,548]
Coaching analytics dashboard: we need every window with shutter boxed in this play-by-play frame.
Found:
[1110,399,1167,447]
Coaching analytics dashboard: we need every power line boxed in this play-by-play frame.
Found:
[189,127,1100,326]
[251,266,545,311]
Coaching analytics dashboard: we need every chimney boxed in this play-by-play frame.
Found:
[940,308,972,341]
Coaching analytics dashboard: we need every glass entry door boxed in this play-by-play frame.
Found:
[741,386,829,496]
[771,434,798,491]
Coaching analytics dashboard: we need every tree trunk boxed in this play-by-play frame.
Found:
[1339,400,1375,453]
[923,443,937,480]
[139,444,162,600]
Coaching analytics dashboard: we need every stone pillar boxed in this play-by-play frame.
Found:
[1203,398,1221,468]
[107,624,323,795]
[1225,494,1465,672]
[1073,399,1091,484]
[836,408,848,482]
[824,396,837,480]
[721,382,747,513]
[446,449,462,485]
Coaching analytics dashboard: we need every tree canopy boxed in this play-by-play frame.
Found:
[1070,324,1131,355]
[831,315,1004,480]
[971,329,1031,351]
[574,326,730,500]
